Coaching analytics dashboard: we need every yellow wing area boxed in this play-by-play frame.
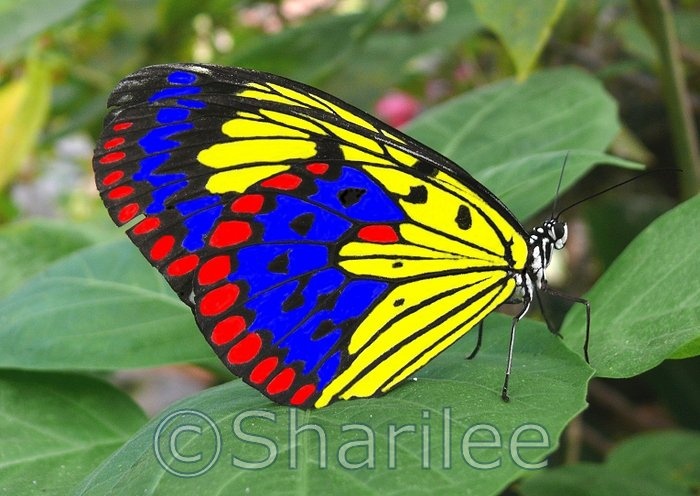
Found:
[197,77,419,194]
[315,273,515,407]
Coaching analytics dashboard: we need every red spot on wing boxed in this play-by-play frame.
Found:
[107,185,134,200]
[104,137,125,149]
[197,255,231,286]
[227,333,262,364]
[209,221,252,248]
[231,194,265,214]
[211,315,246,345]
[199,283,240,317]
[261,173,302,190]
[99,151,126,164]
[249,357,279,384]
[266,368,296,395]
[166,254,200,277]
[150,235,175,261]
[306,162,329,175]
[290,384,317,406]
[132,217,160,235]
[117,203,139,223]
[102,170,124,186]
[113,122,133,131]
[358,225,399,243]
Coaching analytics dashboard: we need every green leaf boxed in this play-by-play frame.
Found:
[0,219,97,297]
[0,0,91,51]
[75,315,592,495]
[479,150,641,222]
[469,0,566,80]
[229,13,368,85]
[0,370,146,496]
[0,58,51,190]
[404,67,641,220]
[0,240,213,370]
[607,431,700,490]
[520,430,700,496]
[561,194,700,377]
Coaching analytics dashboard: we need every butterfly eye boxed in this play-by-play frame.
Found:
[552,222,567,247]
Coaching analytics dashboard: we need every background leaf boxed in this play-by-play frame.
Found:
[0,0,91,52]
[469,0,567,80]
[0,219,98,297]
[0,240,213,370]
[520,430,700,496]
[0,371,146,496]
[562,194,700,377]
[76,315,592,496]
[229,12,368,84]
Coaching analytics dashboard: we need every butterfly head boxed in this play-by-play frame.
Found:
[528,218,568,290]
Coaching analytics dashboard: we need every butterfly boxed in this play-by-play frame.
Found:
[93,63,587,408]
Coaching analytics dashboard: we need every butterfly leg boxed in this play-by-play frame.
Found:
[534,288,559,337]
[465,321,485,360]
[501,298,531,402]
[542,287,591,364]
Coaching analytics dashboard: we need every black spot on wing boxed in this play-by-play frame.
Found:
[282,285,305,312]
[268,252,290,274]
[456,205,472,230]
[311,319,335,339]
[318,291,340,311]
[403,185,428,204]
[415,161,438,177]
[290,212,314,236]
[338,187,366,207]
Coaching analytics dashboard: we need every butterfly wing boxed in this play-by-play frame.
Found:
[93,64,530,408]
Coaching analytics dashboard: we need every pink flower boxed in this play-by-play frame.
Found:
[374,91,422,128]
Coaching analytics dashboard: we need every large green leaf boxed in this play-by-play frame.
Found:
[0,370,146,496]
[520,430,700,496]
[75,315,592,495]
[0,240,213,370]
[405,67,641,221]
[469,0,566,80]
[0,219,98,297]
[561,194,700,377]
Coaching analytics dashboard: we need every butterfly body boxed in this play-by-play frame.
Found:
[94,64,569,408]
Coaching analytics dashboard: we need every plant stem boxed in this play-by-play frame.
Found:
[632,0,700,199]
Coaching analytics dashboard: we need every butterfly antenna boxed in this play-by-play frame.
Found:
[550,152,569,219]
[555,167,681,219]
